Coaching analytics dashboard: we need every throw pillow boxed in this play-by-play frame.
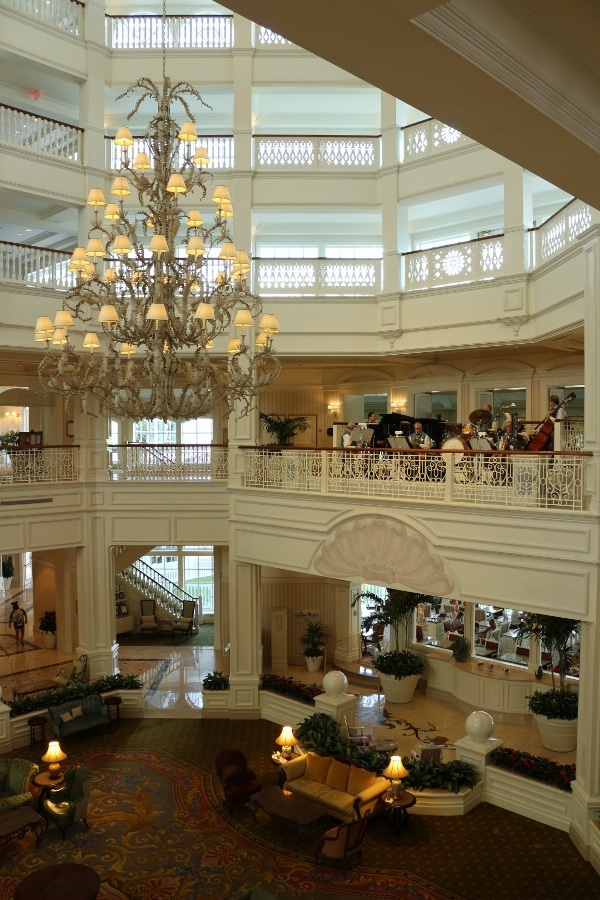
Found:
[326,758,350,793]
[71,706,84,718]
[347,765,377,796]
[59,712,73,723]
[305,753,332,783]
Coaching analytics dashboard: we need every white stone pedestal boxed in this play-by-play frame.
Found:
[455,734,503,780]
[314,692,356,725]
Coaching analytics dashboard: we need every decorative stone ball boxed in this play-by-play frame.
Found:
[465,710,495,743]
[322,670,348,696]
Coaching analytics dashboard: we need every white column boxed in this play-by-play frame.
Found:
[379,94,406,340]
[502,161,531,275]
[228,558,261,715]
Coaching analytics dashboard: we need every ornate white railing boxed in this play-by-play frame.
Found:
[402,118,474,161]
[403,236,505,291]
[0,241,73,289]
[107,135,234,170]
[109,444,229,481]
[1,0,83,35]
[0,447,79,484]
[255,136,379,170]
[242,448,587,511]
[256,26,292,46]
[533,199,595,265]
[562,420,585,451]
[107,14,233,49]
[256,258,380,296]
[0,105,83,162]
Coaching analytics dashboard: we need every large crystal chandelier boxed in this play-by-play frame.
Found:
[34,12,280,421]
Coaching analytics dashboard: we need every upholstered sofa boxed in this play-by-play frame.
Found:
[0,758,39,812]
[48,693,111,738]
[280,752,389,822]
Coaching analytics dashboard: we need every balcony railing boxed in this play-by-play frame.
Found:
[242,447,588,511]
[0,240,73,290]
[403,235,505,292]
[1,0,83,36]
[402,118,474,161]
[0,447,79,484]
[255,135,380,170]
[0,104,83,162]
[106,14,233,49]
[107,135,234,170]
[256,258,381,297]
[109,444,229,481]
[532,199,595,266]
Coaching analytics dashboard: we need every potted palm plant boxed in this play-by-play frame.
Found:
[299,619,329,672]
[516,613,580,751]
[259,413,309,446]
[353,588,426,702]
[39,609,57,650]
[2,556,14,591]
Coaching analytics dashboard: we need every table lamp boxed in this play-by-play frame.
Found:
[41,740,67,779]
[275,726,295,759]
[382,755,409,799]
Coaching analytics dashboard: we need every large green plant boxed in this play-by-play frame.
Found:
[259,413,309,446]
[516,613,580,720]
[7,673,143,718]
[352,588,428,652]
[403,757,477,794]
[299,620,329,658]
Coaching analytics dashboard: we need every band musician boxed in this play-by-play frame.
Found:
[409,422,431,449]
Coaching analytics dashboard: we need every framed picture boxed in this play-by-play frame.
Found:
[66,420,75,437]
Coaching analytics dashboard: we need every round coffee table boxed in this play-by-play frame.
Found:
[14,863,101,899]
[382,789,416,833]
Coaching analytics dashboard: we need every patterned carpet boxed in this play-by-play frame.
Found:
[0,719,598,899]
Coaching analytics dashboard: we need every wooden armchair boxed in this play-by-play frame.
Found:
[315,811,371,869]
[173,599,196,639]
[361,621,385,656]
[53,654,87,687]
[214,749,262,814]
[343,716,372,747]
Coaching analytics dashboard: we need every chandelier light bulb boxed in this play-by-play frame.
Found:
[186,209,204,227]
[53,310,74,328]
[146,303,168,322]
[86,238,105,258]
[83,333,100,351]
[104,203,121,221]
[86,188,106,207]
[166,173,187,194]
[133,152,152,170]
[111,176,131,197]
[194,303,215,321]
[97,304,119,325]
[227,338,242,354]
[148,235,169,254]
[178,121,197,141]
[186,236,205,257]
[114,126,134,146]
[192,146,209,166]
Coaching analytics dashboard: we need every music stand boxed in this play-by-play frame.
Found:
[388,436,411,449]
[351,427,373,446]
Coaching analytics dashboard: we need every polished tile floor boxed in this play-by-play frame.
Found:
[0,587,574,764]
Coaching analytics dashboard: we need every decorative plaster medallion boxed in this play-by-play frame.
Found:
[313,517,453,595]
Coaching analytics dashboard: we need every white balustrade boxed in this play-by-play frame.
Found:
[257,26,292,46]
[242,448,586,512]
[108,135,234,170]
[2,448,79,484]
[562,420,585,451]
[0,241,73,289]
[256,258,380,296]
[110,445,229,481]
[1,0,82,35]
[0,105,82,162]
[402,118,473,161]
[255,136,379,170]
[403,236,505,291]
[107,14,233,49]
[534,199,595,265]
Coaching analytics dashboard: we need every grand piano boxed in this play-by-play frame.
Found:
[374,413,447,450]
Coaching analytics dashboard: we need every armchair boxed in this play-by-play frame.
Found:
[361,622,385,656]
[214,749,262,814]
[53,654,87,687]
[315,811,371,869]
[43,765,93,838]
[139,599,158,635]
[343,716,372,747]
[0,758,39,812]
[173,599,196,639]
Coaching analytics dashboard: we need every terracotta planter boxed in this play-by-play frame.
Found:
[533,713,577,752]
[378,672,420,703]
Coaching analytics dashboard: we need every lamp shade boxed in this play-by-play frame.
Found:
[186,236,206,257]
[148,235,169,254]
[233,309,254,329]
[193,146,209,166]
[276,726,295,749]
[97,304,120,325]
[51,328,68,345]
[187,209,204,227]
[227,338,241,354]
[382,756,408,781]
[114,126,134,146]
[86,188,106,207]
[104,204,121,221]
[219,242,237,261]
[211,185,231,203]
[194,303,215,321]
[69,247,89,271]
[178,121,197,141]
[146,303,168,322]
[86,238,105,258]
[83,333,100,351]
[53,310,74,328]
[166,173,187,194]
[133,152,152,170]
[42,741,67,764]
[111,176,131,197]
[120,342,136,356]
[112,235,131,255]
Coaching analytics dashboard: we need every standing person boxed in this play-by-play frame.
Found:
[341,422,357,448]
[9,600,27,646]
[366,411,378,426]
[547,395,566,421]
[409,422,431,449]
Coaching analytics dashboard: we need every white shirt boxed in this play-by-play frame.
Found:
[410,431,431,449]
[550,406,566,421]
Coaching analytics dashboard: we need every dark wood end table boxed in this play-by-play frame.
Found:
[14,862,101,899]
[382,789,416,833]
[254,785,325,834]
[33,771,65,811]
[103,695,122,724]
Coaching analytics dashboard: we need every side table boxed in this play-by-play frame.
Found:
[382,789,416,833]
[103,695,122,725]
[15,863,101,900]
[33,771,65,811]
[271,752,299,786]
[28,715,48,748]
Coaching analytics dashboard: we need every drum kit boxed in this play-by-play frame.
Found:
[441,408,496,461]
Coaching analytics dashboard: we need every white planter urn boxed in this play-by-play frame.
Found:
[3,577,12,592]
[41,632,57,650]
[533,713,577,752]
[378,672,421,703]
[305,655,323,673]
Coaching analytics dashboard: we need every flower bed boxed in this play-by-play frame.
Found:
[259,673,323,705]
[490,746,575,792]
[6,674,143,718]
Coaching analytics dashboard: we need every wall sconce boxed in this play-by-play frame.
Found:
[327,402,341,416]
[390,400,404,413]
[4,411,19,419]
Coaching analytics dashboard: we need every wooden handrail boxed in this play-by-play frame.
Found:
[0,103,84,132]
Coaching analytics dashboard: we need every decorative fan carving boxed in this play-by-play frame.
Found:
[313,517,453,595]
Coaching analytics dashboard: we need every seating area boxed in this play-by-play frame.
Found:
[315,811,371,870]
[53,654,88,687]
[0,759,39,813]
[47,694,111,738]
[214,749,262,815]
[43,765,94,838]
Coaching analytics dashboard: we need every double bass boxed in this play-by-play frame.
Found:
[526,392,576,452]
